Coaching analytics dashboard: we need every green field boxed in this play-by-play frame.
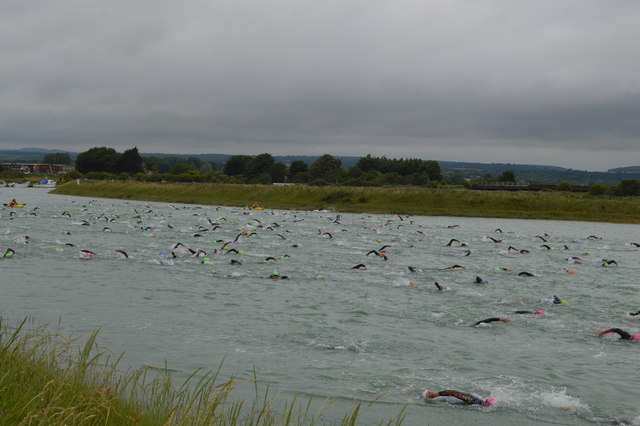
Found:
[51,181,640,224]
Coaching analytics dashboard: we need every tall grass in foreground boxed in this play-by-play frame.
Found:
[52,181,640,224]
[0,317,407,425]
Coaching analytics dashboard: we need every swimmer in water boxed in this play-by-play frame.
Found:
[518,271,535,277]
[434,282,445,291]
[3,248,15,258]
[80,249,95,260]
[513,310,545,315]
[423,390,494,407]
[475,276,488,284]
[446,238,460,247]
[352,264,368,270]
[408,266,417,273]
[598,328,640,340]
[553,295,567,305]
[602,259,618,267]
[230,259,242,265]
[115,249,129,259]
[629,311,640,316]
[474,317,511,326]
[446,264,466,270]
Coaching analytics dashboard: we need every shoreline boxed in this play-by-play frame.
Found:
[51,180,640,224]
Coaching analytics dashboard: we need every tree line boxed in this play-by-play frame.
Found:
[64,148,445,187]
[15,146,640,196]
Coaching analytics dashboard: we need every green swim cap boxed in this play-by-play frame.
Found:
[315,274,325,279]
[4,252,13,258]
[203,257,209,262]
[239,250,245,255]
[272,270,279,276]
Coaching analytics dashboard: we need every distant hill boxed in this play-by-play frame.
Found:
[608,166,640,173]
[2,148,640,185]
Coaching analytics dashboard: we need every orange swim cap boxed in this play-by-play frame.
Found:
[567,269,575,274]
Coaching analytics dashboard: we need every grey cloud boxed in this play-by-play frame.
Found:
[1,0,639,170]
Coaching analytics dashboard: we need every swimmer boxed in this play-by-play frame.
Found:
[540,244,551,250]
[587,235,602,240]
[464,249,471,256]
[408,266,417,273]
[629,311,640,316]
[434,282,445,291]
[564,245,570,250]
[598,328,640,341]
[535,235,549,242]
[566,256,584,264]
[230,259,242,265]
[3,248,15,258]
[423,390,494,407]
[269,272,289,279]
[487,237,502,243]
[446,264,466,270]
[446,238,460,247]
[352,264,368,270]
[518,271,535,277]
[115,249,129,259]
[513,310,545,315]
[226,248,240,254]
[495,228,503,233]
[474,317,511,326]
[602,259,618,267]
[507,246,519,253]
[475,276,488,284]
[80,249,95,260]
[553,295,567,305]
[630,242,640,248]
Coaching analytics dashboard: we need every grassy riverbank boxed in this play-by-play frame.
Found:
[0,318,405,425]
[51,181,640,224]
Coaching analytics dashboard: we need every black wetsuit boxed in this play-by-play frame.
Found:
[602,328,633,340]
[474,318,502,326]
[437,390,484,405]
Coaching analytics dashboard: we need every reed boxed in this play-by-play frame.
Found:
[52,181,640,224]
[0,317,407,425]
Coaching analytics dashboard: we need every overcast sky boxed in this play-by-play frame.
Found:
[1,0,639,171]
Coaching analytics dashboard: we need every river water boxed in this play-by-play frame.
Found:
[1,188,639,425]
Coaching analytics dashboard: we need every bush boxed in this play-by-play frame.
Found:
[588,184,610,196]
[556,182,573,192]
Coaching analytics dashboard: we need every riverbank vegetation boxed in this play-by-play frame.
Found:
[51,180,640,224]
[0,317,406,425]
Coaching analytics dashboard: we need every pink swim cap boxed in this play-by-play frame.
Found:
[482,397,495,407]
[633,334,640,340]
[536,310,546,315]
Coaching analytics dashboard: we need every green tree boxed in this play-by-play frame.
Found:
[309,154,342,180]
[75,147,120,174]
[424,160,442,182]
[270,162,288,183]
[556,182,573,192]
[43,152,72,165]
[498,170,516,183]
[223,155,253,176]
[170,163,197,174]
[612,179,640,196]
[117,147,143,174]
[246,153,275,180]
[288,160,308,180]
